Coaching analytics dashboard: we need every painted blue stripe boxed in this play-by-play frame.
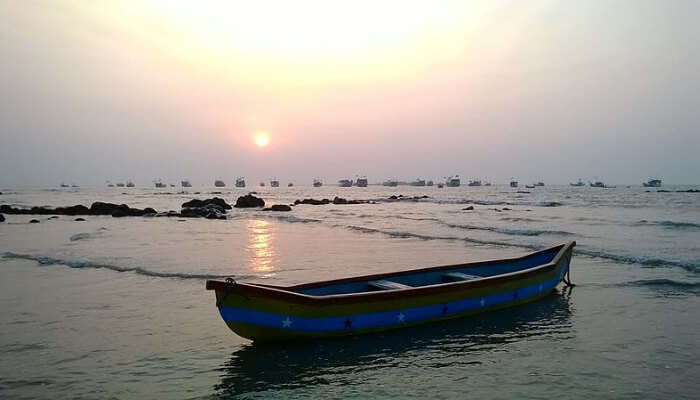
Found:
[219,261,569,333]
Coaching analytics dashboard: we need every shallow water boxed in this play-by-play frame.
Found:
[1,184,699,399]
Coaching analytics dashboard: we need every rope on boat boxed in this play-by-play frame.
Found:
[562,257,575,287]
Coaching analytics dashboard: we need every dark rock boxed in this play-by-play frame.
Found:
[182,199,205,208]
[90,202,124,215]
[111,209,129,218]
[263,204,292,212]
[333,196,347,205]
[677,189,700,193]
[234,194,265,208]
[295,198,325,205]
[74,218,86,221]
[205,212,227,220]
[143,207,157,215]
[55,204,90,215]
[494,208,502,212]
[388,195,398,200]
[0,214,4,222]
[156,211,180,217]
[502,207,511,211]
[462,206,474,211]
[48,216,59,220]
[657,190,671,193]
[29,219,40,223]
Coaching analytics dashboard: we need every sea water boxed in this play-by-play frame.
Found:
[1,185,698,399]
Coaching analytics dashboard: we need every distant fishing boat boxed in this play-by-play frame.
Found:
[589,180,605,188]
[270,178,280,188]
[510,178,518,188]
[126,181,135,188]
[446,176,460,187]
[525,184,535,189]
[426,180,434,187]
[206,242,576,342]
[116,182,125,187]
[214,179,226,187]
[642,177,662,187]
[535,182,545,187]
[313,178,323,187]
[106,181,115,187]
[181,180,192,188]
[382,179,398,187]
[437,182,444,188]
[60,183,69,188]
[570,179,585,187]
[355,176,368,187]
[259,182,266,187]
[338,179,352,187]
[235,177,246,188]
[411,178,426,187]
[468,180,482,187]
[154,179,166,188]
[288,182,294,187]
[484,181,492,186]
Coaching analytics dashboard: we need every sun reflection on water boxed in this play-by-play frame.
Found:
[247,219,275,274]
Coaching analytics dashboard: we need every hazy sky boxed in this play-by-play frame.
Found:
[1,0,698,186]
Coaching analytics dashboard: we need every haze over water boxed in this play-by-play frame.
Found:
[2,1,700,399]
[1,1,699,186]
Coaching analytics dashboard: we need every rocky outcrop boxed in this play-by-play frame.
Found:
[294,198,330,205]
[387,195,430,201]
[0,200,198,219]
[293,197,372,206]
[0,214,4,222]
[462,206,474,211]
[54,205,90,215]
[180,204,228,219]
[263,204,292,212]
[29,219,40,223]
[182,197,232,210]
[234,194,265,208]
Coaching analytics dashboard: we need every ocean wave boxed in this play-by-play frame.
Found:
[634,220,700,230]
[69,233,92,241]
[534,201,563,207]
[436,220,575,237]
[341,225,460,241]
[500,217,543,223]
[340,225,540,250]
[254,214,322,224]
[575,249,699,273]
[1,252,256,280]
[619,279,700,294]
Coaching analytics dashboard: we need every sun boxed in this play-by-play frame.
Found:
[254,131,270,147]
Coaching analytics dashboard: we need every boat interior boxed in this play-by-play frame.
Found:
[291,244,565,296]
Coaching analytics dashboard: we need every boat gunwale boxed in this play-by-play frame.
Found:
[206,241,575,305]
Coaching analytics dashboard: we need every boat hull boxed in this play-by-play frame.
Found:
[208,243,574,342]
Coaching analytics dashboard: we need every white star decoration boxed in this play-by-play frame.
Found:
[397,312,405,322]
[282,316,292,328]
[480,298,486,307]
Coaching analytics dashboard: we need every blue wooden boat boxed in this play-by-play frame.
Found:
[206,241,576,342]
